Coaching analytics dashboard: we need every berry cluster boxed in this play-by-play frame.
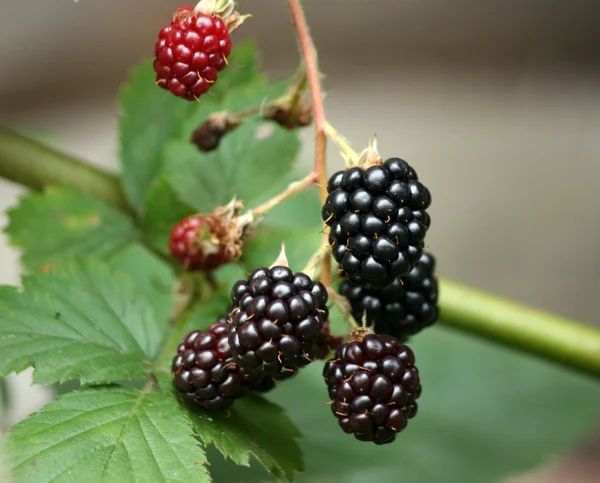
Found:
[157,7,439,444]
[154,6,232,101]
[323,158,431,288]
[324,332,421,445]
[319,154,438,445]
[172,265,336,410]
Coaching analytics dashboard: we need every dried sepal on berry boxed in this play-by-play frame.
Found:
[169,198,248,271]
[263,100,313,130]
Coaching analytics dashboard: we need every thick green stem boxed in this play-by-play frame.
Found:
[0,127,132,214]
[439,278,600,378]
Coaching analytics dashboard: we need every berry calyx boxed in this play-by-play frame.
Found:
[322,157,432,288]
[172,317,273,411]
[154,6,232,101]
[169,215,233,271]
[323,330,421,445]
[227,266,329,380]
[168,199,248,271]
[340,252,439,340]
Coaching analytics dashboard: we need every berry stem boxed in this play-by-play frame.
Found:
[301,242,331,278]
[287,0,331,287]
[323,121,359,166]
[248,171,316,219]
[440,278,600,379]
[0,127,132,215]
[325,285,361,332]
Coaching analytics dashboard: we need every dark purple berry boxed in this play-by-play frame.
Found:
[323,331,421,445]
[227,266,329,380]
[172,317,273,411]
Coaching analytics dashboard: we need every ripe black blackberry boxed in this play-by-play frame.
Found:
[340,252,438,340]
[323,330,421,445]
[227,266,329,380]
[322,158,431,287]
[172,317,273,411]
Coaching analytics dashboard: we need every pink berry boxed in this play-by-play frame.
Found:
[168,215,233,271]
[154,6,232,101]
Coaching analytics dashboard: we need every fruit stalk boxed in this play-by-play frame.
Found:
[248,171,317,219]
[440,278,600,378]
[287,0,331,287]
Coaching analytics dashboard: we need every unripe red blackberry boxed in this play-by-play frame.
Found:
[168,215,233,271]
[172,317,273,411]
[154,6,232,101]
[323,158,431,288]
[227,266,329,380]
[340,252,439,340]
[323,330,421,445]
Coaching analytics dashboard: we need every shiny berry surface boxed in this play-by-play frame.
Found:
[323,158,431,287]
[172,318,272,411]
[168,215,231,271]
[227,266,329,380]
[154,6,232,101]
[323,333,421,445]
[340,252,439,339]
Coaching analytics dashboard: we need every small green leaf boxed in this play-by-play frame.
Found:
[118,61,197,210]
[0,260,166,385]
[8,386,210,483]
[5,188,138,271]
[142,178,196,256]
[190,395,304,482]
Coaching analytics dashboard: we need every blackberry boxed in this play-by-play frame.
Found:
[227,266,329,380]
[323,330,421,445]
[172,318,272,411]
[340,252,439,340]
[322,158,431,287]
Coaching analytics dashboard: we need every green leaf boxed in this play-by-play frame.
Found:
[8,386,210,483]
[188,395,303,482]
[107,243,176,326]
[161,43,298,214]
[119,41,276,213]
[0,260,166,385]
[118,61,197,210]
[242,188,323,272]
[5,188,138,271]
[224,327,600,483]
[142,178,196,256]
[208,41,263,98]
[165,117,300,214]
